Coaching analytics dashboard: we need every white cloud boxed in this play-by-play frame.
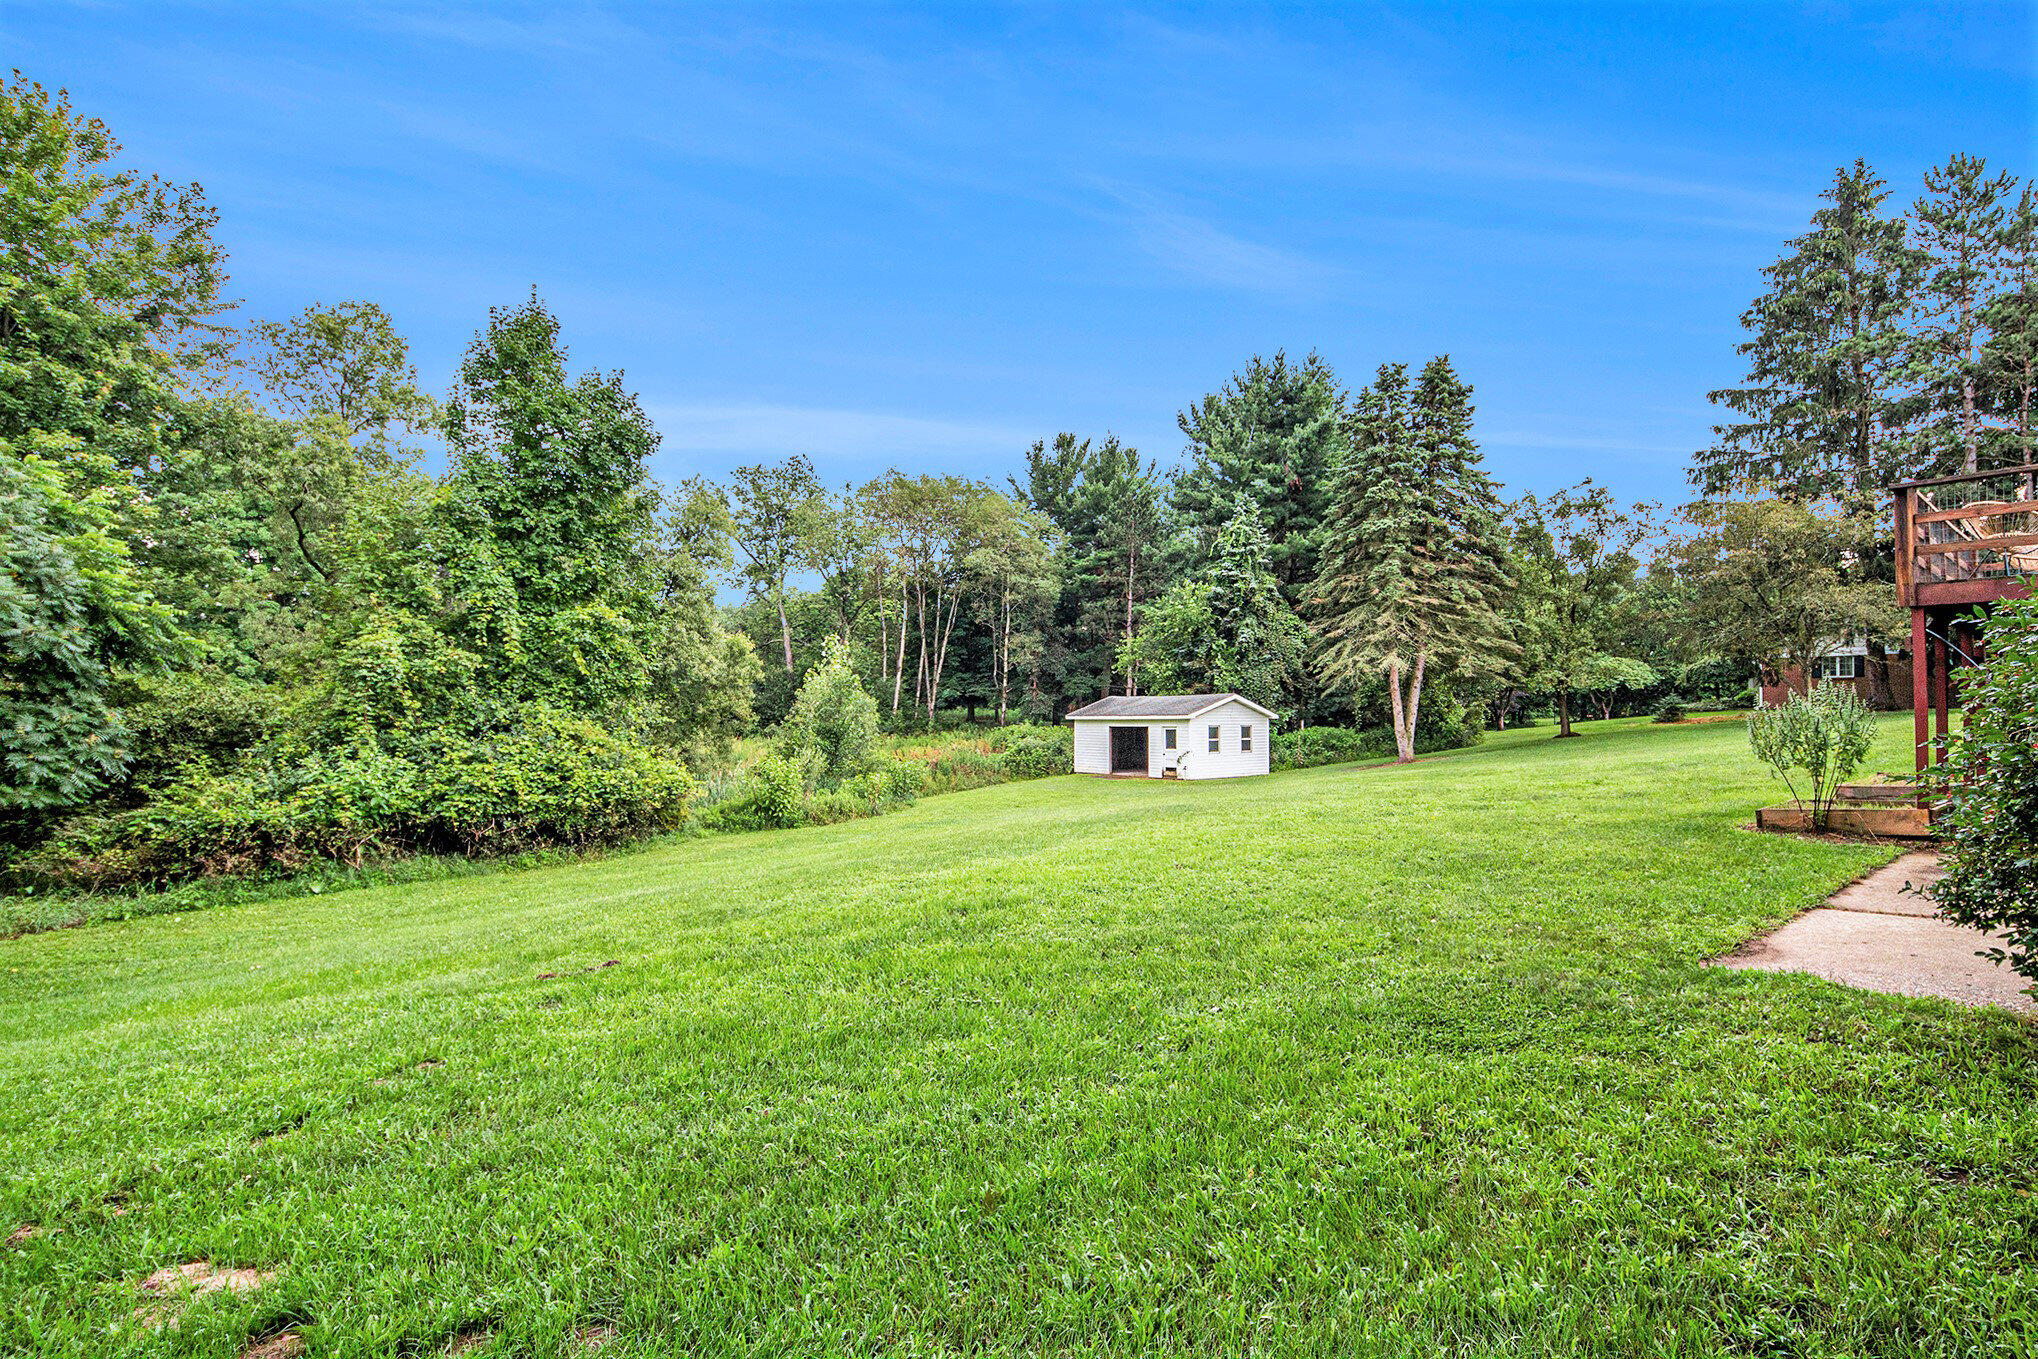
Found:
[1096,186,1334,295]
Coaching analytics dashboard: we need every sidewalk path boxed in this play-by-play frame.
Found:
[1715,852,2034,1014]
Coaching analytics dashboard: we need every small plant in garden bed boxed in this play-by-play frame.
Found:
[1746,685,1874,831]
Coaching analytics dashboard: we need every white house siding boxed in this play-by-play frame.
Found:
[1176,700,1271,780]
[1072,719,1112,774]
[1069,700,1271,779]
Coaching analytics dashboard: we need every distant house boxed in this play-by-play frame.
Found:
[1065,693,1276,779]
[1758,638,1913,709]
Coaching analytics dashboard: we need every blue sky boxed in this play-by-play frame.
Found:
[13,2,2033,506]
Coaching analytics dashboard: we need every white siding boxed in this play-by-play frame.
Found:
[1176,700,1272,780]
[1072,719,1112,774]
[1070,701,1273,779]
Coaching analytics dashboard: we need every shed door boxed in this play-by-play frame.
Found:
[1109,725,1149,774]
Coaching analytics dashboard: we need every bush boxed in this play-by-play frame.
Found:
[696,751,805,833]
[1274,727,1371,770]
[111,668,280,793]
[879,757,928,802]
[14,707,698,888]
[999,727,1072,779]
[1745,685,1873,829]
[803,787,866,826]
[1927,598,2038,986]
[775,640,881,790]
[1652,695,1688,724]
[984,722,1061,753]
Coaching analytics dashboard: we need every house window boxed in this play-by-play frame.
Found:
[1240,724,1253,752]
[1164,727,1177,750]
[1815,655,1862,680]
[1207,725,1221,752]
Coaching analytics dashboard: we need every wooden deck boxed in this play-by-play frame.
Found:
[1894,462,2038,608]
[1893,462,2036,771]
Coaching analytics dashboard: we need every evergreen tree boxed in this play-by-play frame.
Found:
[1982,183,2038,463]
[1124,495,1306,713]
[1694,162,1922,505]
[1311,358,1513,762]
[1175,351,1344,603]
[1013,433,1177,704]
[1906,154,2016,475]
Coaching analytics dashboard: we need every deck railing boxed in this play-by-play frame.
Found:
[1893,462,2038,608]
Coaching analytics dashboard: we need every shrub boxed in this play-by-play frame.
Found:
[13,707,698,887]
[1926,597,2038,986]
[803,787,866,826]
[1273,727,1370,770]
[697,751,805,833]
[1745,685,1873,829]
[999,727,1072,779]
[879,757,928,802]
[775,639,881,789]
[1652,695,1688,724]
[112,669,280,792]
[985,722,1061,753]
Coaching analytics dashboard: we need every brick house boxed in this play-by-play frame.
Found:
[1758,639,1914,709]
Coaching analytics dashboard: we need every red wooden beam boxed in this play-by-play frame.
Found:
[1912,607,1930,773]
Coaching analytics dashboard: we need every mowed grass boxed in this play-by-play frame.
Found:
[3,716,2033,1357]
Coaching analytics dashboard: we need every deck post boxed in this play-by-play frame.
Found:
[1911,607,1930,773]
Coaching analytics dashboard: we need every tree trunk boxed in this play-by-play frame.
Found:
[1386,654,1425,764]
[1387,661,1410,763]
[890,579,909,714]
[1122,539,1139,696]
[1555,691,1575,738]
[995,589,1011,725]
[775,595,794,672]
[1403,652,1426,762]
[926,587,964,724]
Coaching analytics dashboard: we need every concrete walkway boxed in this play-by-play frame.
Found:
[1716,853,2034,1015]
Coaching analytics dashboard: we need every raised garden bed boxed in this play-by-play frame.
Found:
[1834,777,1923,803]
[1755,801,1937,839]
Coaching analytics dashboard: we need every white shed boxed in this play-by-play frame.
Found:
[1065,693,1277,779]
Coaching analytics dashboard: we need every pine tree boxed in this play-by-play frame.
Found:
[1311,358,1513,762]
[1118,494,1306,713]
[1013,434,1177,703]
[1982,184,2038,464]
[1907,154,2016,475]
[1695,162,1922,505]
[1175,351,1344,604]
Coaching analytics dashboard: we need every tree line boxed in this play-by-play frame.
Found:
[3,71,2030,881]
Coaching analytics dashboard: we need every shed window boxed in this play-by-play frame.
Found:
[1814,654,1862,680]
[1164,727,1177,749]
[1240,724,1253,752]
[1207,725,1221,752]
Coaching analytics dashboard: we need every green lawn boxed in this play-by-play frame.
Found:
[3,715,2033,1357]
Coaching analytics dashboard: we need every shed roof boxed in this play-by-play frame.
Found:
[1063,693,1278,722]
